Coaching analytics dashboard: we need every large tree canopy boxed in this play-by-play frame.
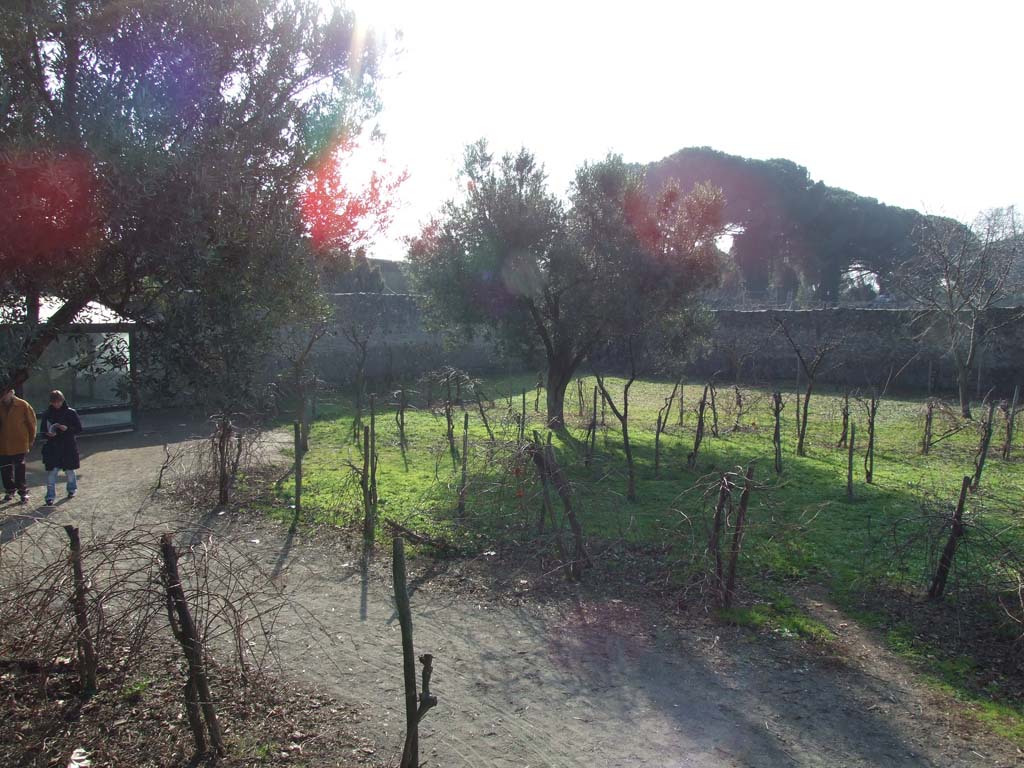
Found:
[407,142,724,427]
[0,0,380,385]
[646,147,923,304]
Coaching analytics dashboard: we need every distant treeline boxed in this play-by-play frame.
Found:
[646,147,928,304]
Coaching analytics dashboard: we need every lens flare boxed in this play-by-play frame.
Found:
[0,149,101,267]
[300,137,407,259]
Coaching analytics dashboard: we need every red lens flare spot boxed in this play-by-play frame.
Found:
[300,137,407,260]
[0,149,102,266]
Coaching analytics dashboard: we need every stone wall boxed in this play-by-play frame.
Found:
[309,294,513,387]
[693,308,1023,396]
[312,294,1024,398]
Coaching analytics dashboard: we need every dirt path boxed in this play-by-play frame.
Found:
[4,418,1021,767]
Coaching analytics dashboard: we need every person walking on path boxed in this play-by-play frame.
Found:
[41,390,82,505]
[0,386,37,503]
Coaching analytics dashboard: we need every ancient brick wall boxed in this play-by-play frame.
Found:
[309,294,513,388]
[311,294,1024,398]
[693,308,1024,397]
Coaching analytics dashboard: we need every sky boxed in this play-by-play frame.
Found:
[342,0,1023,260]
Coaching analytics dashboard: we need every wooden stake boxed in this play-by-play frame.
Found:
[678,378,685,427]
[292,421,302,532]
[474,389,494,442]
[709,382,719,437]
[922,398,934,455]
[655,381,680,478]
[971,400,995,491]
[864,395,877,484]
[1002,385,1019,460]
[396,386,408,451]
[586,386,597,467]
[444,381,456,460]
[370,394,378,508]
[530,431,562,550]
[837,391,850,448]
[655,411,664,479]
[732,385,743,431]
[847,422,855,500]
[537,434,591,579]
[709,475,731,601]
[928,477,971,600]
[362,426,374,547]
[772,392,784,475]
[687,384,709,469]
[160,534,225,756]
[64,526,98,696]
[520,389,526,443]
[723,465,754,609]
[457,413,469,518]
[394,538,436,768]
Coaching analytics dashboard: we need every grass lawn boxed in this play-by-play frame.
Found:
[275,372,1024,735]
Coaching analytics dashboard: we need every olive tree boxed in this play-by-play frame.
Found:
[407,142,723,428]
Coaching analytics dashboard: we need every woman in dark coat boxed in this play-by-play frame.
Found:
[41,390,82,505]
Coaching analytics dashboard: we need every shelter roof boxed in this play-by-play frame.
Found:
[39,297,133,325]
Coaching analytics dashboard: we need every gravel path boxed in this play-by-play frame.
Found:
[3,415,1020,767]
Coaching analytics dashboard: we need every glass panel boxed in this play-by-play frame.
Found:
[24,331,130,411]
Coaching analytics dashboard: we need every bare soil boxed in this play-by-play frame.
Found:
[3,412,1022,767]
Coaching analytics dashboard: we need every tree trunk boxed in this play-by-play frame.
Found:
[545,363,571,429]
[957,364,972,419]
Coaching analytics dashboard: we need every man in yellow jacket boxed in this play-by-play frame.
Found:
[0,386,37,503]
